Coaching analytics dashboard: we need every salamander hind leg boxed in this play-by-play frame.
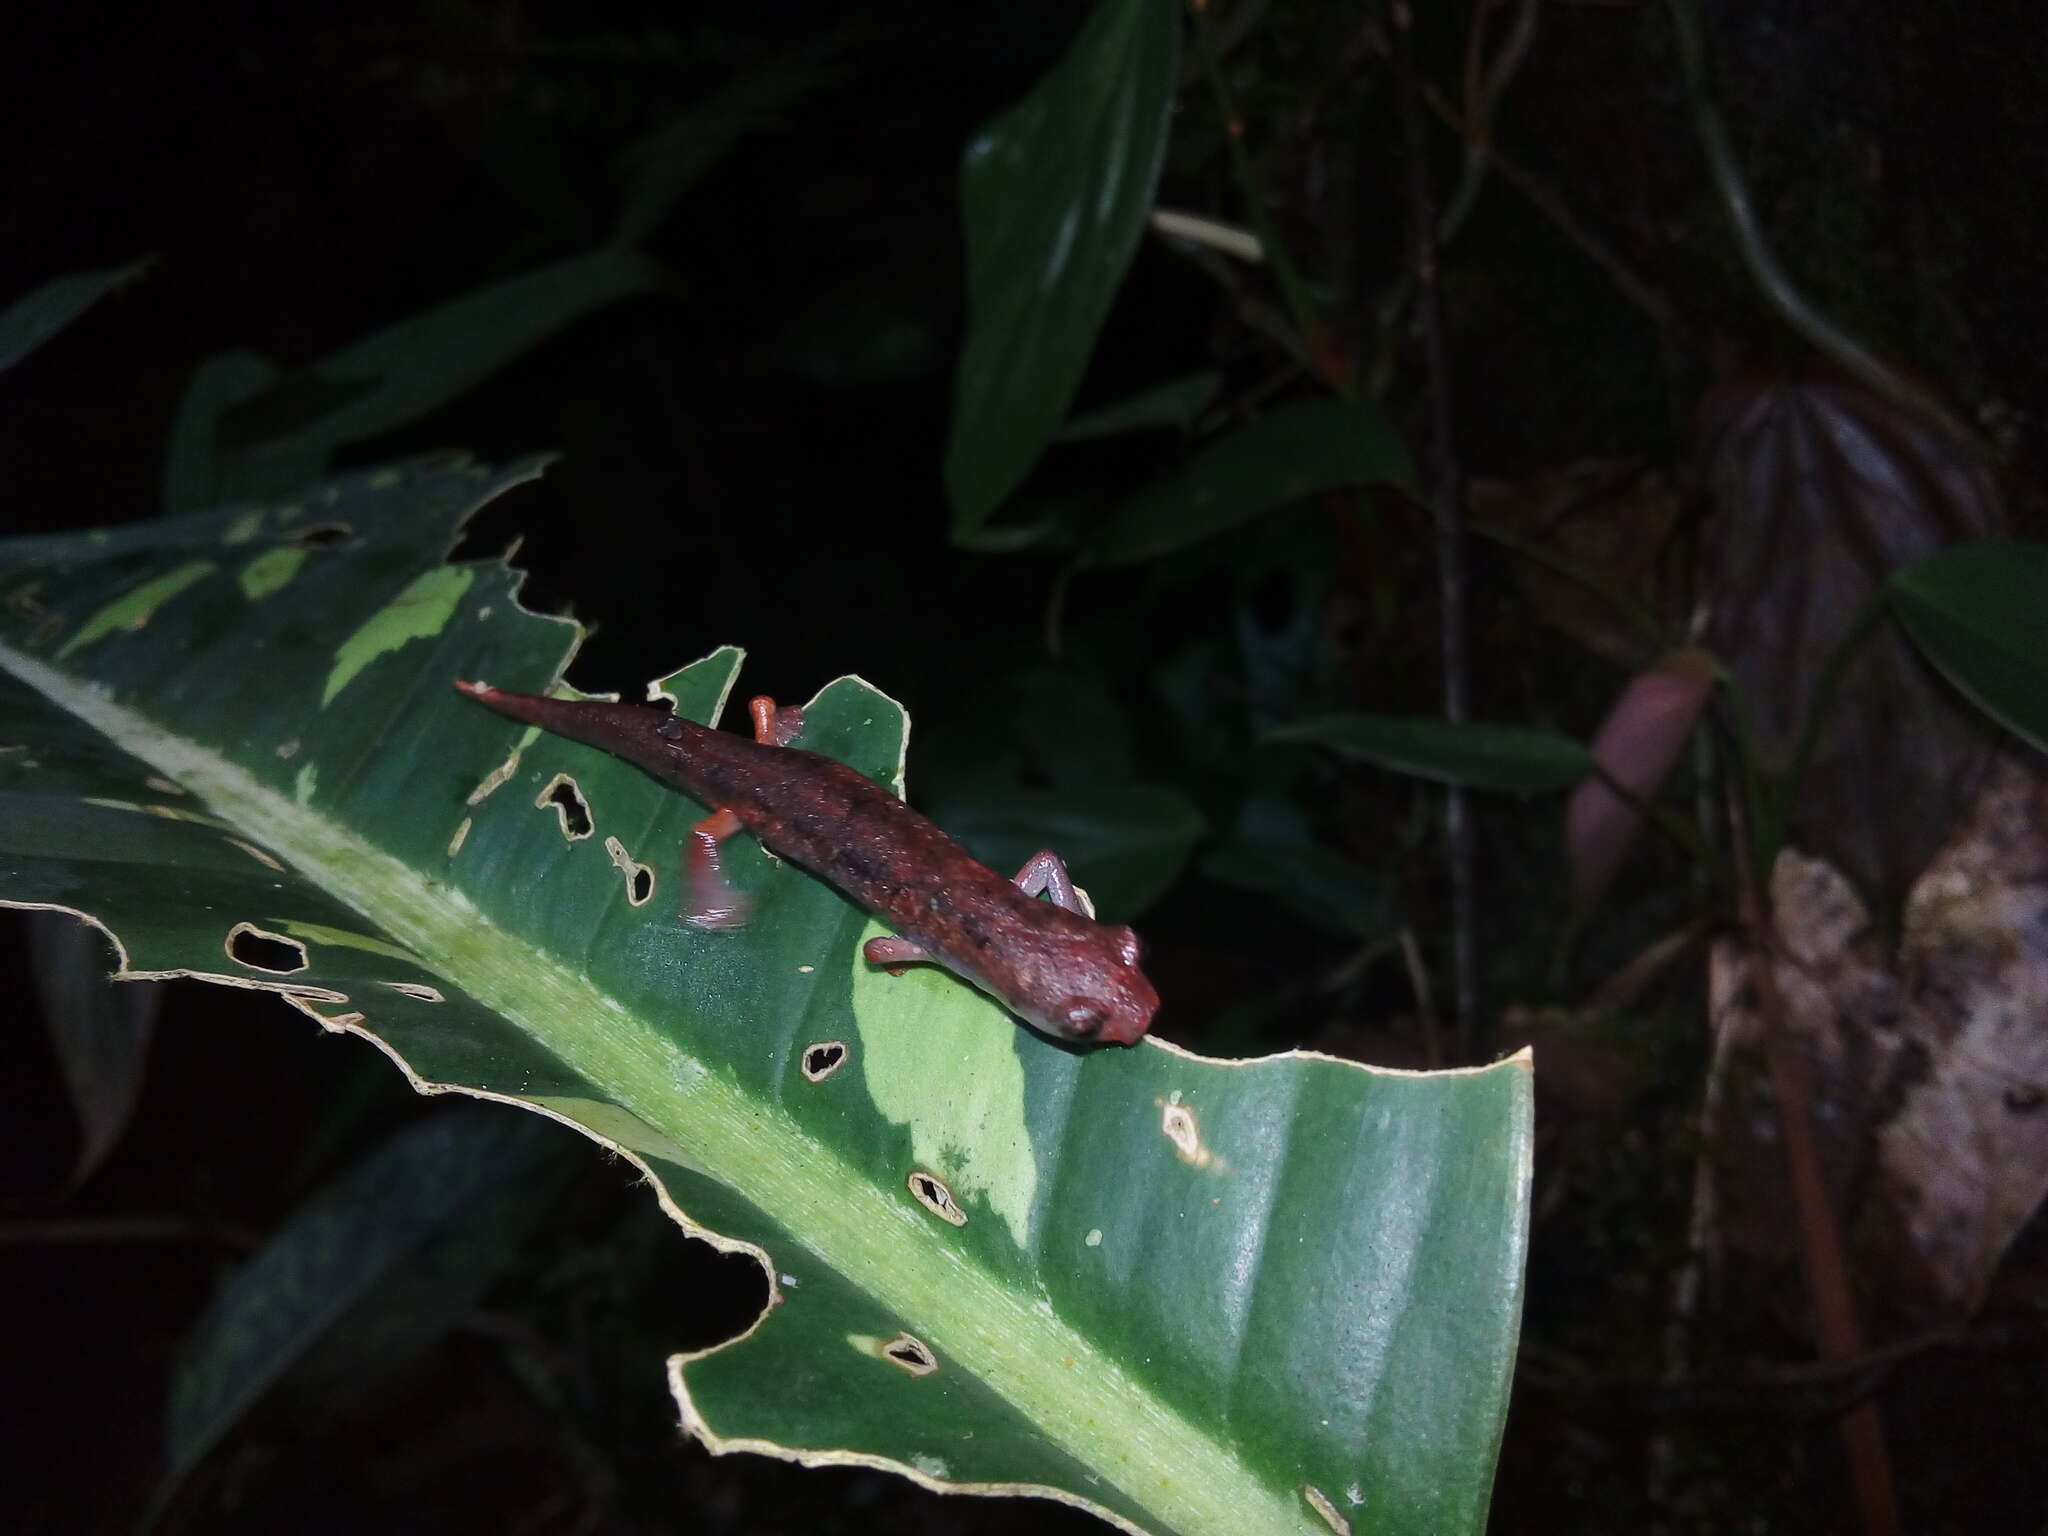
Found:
[863,934,928,976]
[684,808,752,930]
[748,695,805,746]
[1012,850,1089,916]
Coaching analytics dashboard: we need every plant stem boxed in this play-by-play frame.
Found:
[1761,592,1888,869]
[1725,786,1902,1536]
[1388,0,1478,1057]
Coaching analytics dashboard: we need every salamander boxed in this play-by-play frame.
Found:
[454,680,1158,1045]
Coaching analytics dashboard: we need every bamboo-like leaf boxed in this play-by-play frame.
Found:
[1087,398,1414,568]
[0,461,1529,1536]
[1271,713,1594,793]
[0,258,152,373]
[1056,371,1224,443]
[946,0,1180,536]
[616,34,848,246]
[165,246,660,511]
[1200,839,1398,940]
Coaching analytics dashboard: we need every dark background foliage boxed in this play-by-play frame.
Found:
[6,0,2047,1531]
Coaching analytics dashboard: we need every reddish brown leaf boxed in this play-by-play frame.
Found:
[1567,648,1716,907]
[1698,365,2004,904]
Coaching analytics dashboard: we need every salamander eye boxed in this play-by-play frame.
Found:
[1060,1001,1107,1038]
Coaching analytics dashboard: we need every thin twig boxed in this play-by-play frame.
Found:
[1388,0,1478,1058]
[1439,0,1540,240]
[1417,78,1683,339]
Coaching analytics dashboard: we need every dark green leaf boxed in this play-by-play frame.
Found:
[616,36,847,246]
[946,0,1180,535]
[162,350,285,517]
[1887,541,2048,756]
[1271,714,1594,792]
[162,1106,568,1505]
[1057,371,1223,442]
[1087,397,1413,567]
[4,460,1529,1536]
[169,247,659,510]
[933,783,1204,920]
[26,910,159,1190]
[0,258,152,373]
[1200,838,1399,938]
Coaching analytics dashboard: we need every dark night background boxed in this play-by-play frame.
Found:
[6,1,2048,1532]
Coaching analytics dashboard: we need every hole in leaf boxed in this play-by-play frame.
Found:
[226,922,308,974]
[801,1042,848,1082]
[535,773,593,840]
[290,522,352,549]
[881,1333,938,1378]
[385,982,445,1004]
[907,1170,967,1227]
[604,836,654,906]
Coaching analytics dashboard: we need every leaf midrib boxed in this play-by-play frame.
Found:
[0,636,1320,1536]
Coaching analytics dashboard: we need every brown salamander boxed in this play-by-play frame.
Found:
[454,681,1158,1045]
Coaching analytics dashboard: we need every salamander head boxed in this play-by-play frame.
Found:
[1030,925,1158,1047]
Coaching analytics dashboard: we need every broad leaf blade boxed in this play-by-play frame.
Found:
[0,461,1529,1536]
[946,0,1180,536]
[0,258,152,373]
[1272,714,1594,792]
[1887,540,2048,756]
[1087,398,1414,568]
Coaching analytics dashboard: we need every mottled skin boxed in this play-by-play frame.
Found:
[453,681,1158,1045]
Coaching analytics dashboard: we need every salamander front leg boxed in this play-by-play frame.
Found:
[1013,849,1088,915]
[748,695,804,746]
[684,808,751,930]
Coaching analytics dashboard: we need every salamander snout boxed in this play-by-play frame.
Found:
[1044,923,1158,1046]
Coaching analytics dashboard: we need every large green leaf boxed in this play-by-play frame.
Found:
[946,0,1179,536]
[0,460,1529,1536]
[1086,398,1414,568]
[1271,714,1595,793]
[1886,540,2048,756]
[165,245,660,511]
